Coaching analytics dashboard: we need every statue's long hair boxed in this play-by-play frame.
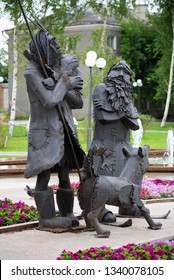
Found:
[29,30,62,66]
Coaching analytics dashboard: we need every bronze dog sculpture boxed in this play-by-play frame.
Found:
[78,144,162,237]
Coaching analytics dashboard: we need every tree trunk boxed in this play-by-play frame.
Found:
[161,11,174,127]
[9,27,18,136]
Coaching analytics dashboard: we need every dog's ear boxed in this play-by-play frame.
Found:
[144,144,150,156]
[122,147,129,158]
[138,147,144,158]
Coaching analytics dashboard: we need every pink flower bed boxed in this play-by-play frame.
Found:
[57,240,174,260]
[50,181,80,191]
[51,179,174,200]
[0,198,39,226]
[141,178,174,199]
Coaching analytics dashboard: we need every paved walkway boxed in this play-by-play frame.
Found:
[0,173,174,260]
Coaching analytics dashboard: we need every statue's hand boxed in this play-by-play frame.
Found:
[94,99,105,109]
[42,78,55,90]
[64,75,83,90]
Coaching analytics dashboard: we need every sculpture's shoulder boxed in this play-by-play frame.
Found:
[93,83,107,100]
[92,82,124,119]
[24,61,42,78]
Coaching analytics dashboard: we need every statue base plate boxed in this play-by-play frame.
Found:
[36,224,86,233]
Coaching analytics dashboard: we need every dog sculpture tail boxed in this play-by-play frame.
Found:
[78,144,106,210]
[82,144,106,178]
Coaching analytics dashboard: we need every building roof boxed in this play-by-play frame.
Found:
[69,8,119,27]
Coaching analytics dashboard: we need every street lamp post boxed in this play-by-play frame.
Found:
[133,79,143,112]
[85,51,106,150]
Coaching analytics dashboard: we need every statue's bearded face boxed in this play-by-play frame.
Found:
[104,66,133,114]
[109,67,132,85]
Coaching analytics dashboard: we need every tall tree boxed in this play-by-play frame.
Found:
[9,27,18,136]
[120,17,161,114]
[153,0,174,126]
[147,0,174,125]
[160,10,174,126]
[1,1,21,135]
[0,1,137,29]
[0,0,140,127]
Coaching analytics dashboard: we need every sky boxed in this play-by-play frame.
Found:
[0,11,14,50]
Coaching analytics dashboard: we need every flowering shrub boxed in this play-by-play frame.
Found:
[0,198,39,227]
[50,181,80,191]
[49,183,59,191]
[50,179,174,200]
[71,181,80,190]
[141,178,174,199]
[57,240,174,260]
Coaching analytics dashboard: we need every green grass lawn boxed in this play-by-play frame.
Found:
[0,125,28,152]
[138,121,174,149]
[0,119,174,157]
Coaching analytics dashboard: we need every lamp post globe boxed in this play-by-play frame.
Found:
[137,79,143,87]
[133,79,143,112]
[85,57,96,68]
[86,51,97,61]
[95,57,106,69]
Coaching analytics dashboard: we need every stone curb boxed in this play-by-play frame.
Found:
[0,221,38,234]
[143,197,174,204]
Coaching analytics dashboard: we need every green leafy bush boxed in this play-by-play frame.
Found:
[140,114,156,127]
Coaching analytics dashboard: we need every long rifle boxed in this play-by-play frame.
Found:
[9,0,82,181]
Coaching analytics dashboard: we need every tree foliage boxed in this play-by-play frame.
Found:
[0,1,137,29]
[80,27,122,97]
[148,4,174,104]
[0,0,140,59]
[0,48,8,82]
[2,0,174,119]
[0,0,138,88]
[120,1,174,119]
[119,17,161,110]
[145,0,174,125]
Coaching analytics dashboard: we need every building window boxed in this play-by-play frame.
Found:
[107,35,117,50]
